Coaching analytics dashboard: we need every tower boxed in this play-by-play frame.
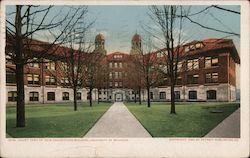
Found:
[94,33,107,55]
[130,33,142,55]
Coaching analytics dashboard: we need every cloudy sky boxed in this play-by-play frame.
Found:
[86,5,240,53]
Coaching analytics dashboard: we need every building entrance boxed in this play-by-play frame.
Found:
[115,93,123,102]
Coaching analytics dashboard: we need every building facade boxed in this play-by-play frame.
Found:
[6,34,240,104]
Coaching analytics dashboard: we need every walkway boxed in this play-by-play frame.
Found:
[84,102,152,137]
[205,108,240,138]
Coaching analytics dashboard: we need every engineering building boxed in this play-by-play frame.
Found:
[6,33,240,104]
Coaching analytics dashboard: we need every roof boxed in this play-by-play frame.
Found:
[106,52,130,61]
[151,38,240,64]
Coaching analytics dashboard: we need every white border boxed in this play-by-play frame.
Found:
[0,0,249,157]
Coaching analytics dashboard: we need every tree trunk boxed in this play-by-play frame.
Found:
[134,92,136,103]
[16,64,25,127]
[89,88,92,107]
[15,5,25,127]
[147,86,150,108]
[97,89,100,104]
[73,87,77,111]
[139,87,142,105]
[170,82,176,114]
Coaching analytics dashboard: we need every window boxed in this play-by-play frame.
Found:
[61,62,69,71]
[118,72,122,78]
[27,74,40,85]
[6,71,16,83]
[176,76,182,85]
[189,91,197,100]
[187,59,199,70]
[45,60,56,70]
[207,90,217,100]
[114,62,118,68]
[205,57,218,68]
[29,92,39,101]
[175,91,180,100]
[46,76,56,85]
[109,72,112,79]
[61,77,69,86]
[159,92,166,99]
[28,58,39,68]
[177,62,182,72]
[8,91,17,102]
[115,82,118,87]
[77,92,81,100]
[187,74,199,84]
[62,92,69,100]
[109,62,112,68]
[150,92,153,100]
[119,82,122,87]
[206,72,218,83]
[119,62,123,68]
[109,82,112,87]
[47,92,55,101]
[157,52,163,58]
[115,72,118,79]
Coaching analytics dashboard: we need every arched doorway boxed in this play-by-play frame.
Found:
[115,93,123,102]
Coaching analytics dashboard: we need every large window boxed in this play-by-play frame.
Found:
[46,76,56,85]
[27,74,40,85]
[207,90,217,100]
[114,62,118,68]
[150,92,154,100]
[187,74,199,84]
[175,91,180,100]
[61,62,69,71]
[205,57,218,68]
[159,92,166,99]
[45,60,56,70]
[189,91,197,100]
[77,92,81,100]
[29,92,39,101]
[6,71,16,84]
[109,62,112,68]
[205,72,218,83]
[8,91,17,102]
[61,77,69,86]
[187,59,199,70]
[62,92,69,100]
[47,92,55,101]
[109,72,112,79]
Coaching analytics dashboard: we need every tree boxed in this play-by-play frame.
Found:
[6,5,89,127]
[149,5,185,114]
[83,53,105,107]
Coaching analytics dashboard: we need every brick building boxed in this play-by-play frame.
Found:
[6,33,240,104]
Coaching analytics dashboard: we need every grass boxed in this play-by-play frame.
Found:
[6,102,111,138]
[126,102,240,137]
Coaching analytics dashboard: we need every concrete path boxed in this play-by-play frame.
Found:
[205,108,240,138]
[84,102,152,137]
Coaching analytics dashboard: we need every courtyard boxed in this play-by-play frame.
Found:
[6,102,239,138]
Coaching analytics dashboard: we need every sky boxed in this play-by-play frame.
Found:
[85,5,240,53]
[6,5,240,53]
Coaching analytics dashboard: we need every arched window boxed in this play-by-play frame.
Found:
[189,91,197,100]
[30,92,39,101]
[47,92,55,101]
[207,90,217,100]
[159,92,166,99]
[62,92,69,100]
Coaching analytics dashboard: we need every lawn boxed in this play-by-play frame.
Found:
[126,102,240,137]
[6,102,111,138]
